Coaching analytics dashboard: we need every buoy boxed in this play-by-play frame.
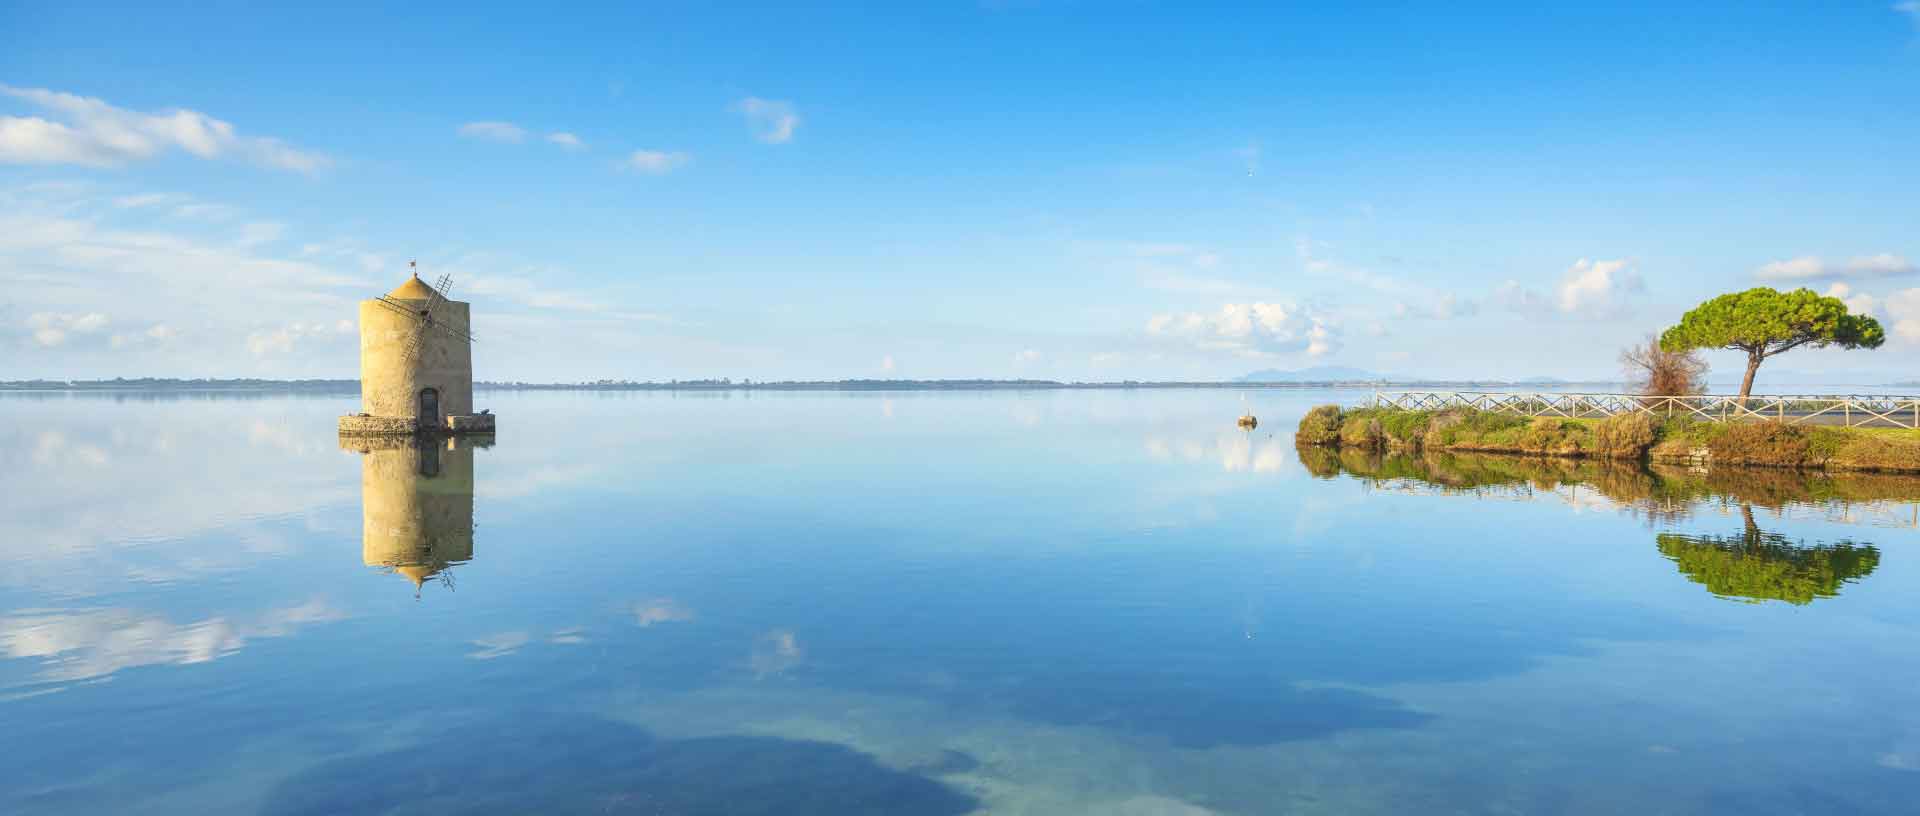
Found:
[1237,414,1258,429]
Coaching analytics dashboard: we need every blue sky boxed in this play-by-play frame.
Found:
[2,2,1917,383]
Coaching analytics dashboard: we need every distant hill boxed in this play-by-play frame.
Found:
[1239,366,1386,383]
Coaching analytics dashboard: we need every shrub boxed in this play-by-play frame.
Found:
[1708,421,1815,467]
[1427,408,1528,447]
[1376,409,1434,448]
[1339,412,1386,449]
[1594,413,1659,457]
[1621,334,1708,396]
[1518,417,1591,455]
[1827,431,1920,473]
[1295,405,1345,446]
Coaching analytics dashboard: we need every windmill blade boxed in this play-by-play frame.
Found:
[427,321,475,344]
[421,273,453,322]
[373,296,423,320]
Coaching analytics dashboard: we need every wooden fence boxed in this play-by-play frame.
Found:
[1369,391,1920,429]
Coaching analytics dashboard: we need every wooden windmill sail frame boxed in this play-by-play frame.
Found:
[370,266,475,358]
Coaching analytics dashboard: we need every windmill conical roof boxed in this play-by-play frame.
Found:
[395,564,441,587]
[387,274,439,300]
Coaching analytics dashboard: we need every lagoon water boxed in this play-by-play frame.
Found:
[3,389,1919,814]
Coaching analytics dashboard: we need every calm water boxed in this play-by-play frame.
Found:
[3,389,1919,815]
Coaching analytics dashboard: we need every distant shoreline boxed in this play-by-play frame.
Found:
[5,378,1917,395]
[0,377,1641,394]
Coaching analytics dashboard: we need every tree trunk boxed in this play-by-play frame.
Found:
[1738,350,1763,406]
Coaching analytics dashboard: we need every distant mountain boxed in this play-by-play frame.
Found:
[1239,366,1387,383]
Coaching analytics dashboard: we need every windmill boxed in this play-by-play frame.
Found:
[371,261,475,358]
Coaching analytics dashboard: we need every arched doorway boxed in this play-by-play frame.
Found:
[418,387,440,428]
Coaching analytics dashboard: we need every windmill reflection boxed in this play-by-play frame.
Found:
[342,434,490,596]
[1657,504,1879,606]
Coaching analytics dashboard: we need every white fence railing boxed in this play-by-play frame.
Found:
[1370,391,1920,429]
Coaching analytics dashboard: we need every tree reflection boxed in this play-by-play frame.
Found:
[1656,505,1880,605]
[1295,446,1920,525]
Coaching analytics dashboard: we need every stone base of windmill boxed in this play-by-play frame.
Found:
[338,413,498,436]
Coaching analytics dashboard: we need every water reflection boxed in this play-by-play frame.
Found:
[0,599,344,690]
[1298,446,1920,527]
[1144,427,1289,472]
[1300,448,1904,605]
[1658,505,1880,605]
[341,434,489,595]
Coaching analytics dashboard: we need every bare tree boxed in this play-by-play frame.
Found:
[1621,334,1708,396]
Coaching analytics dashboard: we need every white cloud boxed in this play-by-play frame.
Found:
[460,272,664,318]
[1500,258,1643,317]
[1013,349,1042,365]
[1394,292,1478,320]
[1120,242,1254,294]
[546,131,584,149]
[1822,282,1880,317]
[1900,2,1920,28]
[1557,258,1642,313]
[1755,253,1916,281]
[880,354,896,372]
[1147,302,1339,358]
[24,312,110,348]
[619,149,690,174]
[1886,288,1920,343]
[0,85,330,173]
[109,323,177,350]
[0,202,374,371]
[1293,236,1335,274]
[732,97,800,144]
[244,319,354,357]
[249,138,330,173]
[236,221,284,248]
[457,121,526,143]
[112,192,176,209]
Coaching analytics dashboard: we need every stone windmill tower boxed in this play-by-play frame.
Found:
[339,265,496,436]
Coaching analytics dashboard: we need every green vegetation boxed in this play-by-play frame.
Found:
[1659,287,1885,400]
[1297,446,1894,606]
[1303,446,1920,509]
[1656,509,1880,605]
[1302,406,1664,459]
[1299,405,1920,473]
[1295,404,1345,446]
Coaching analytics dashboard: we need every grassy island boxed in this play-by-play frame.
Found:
[1296,405,1920,474]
